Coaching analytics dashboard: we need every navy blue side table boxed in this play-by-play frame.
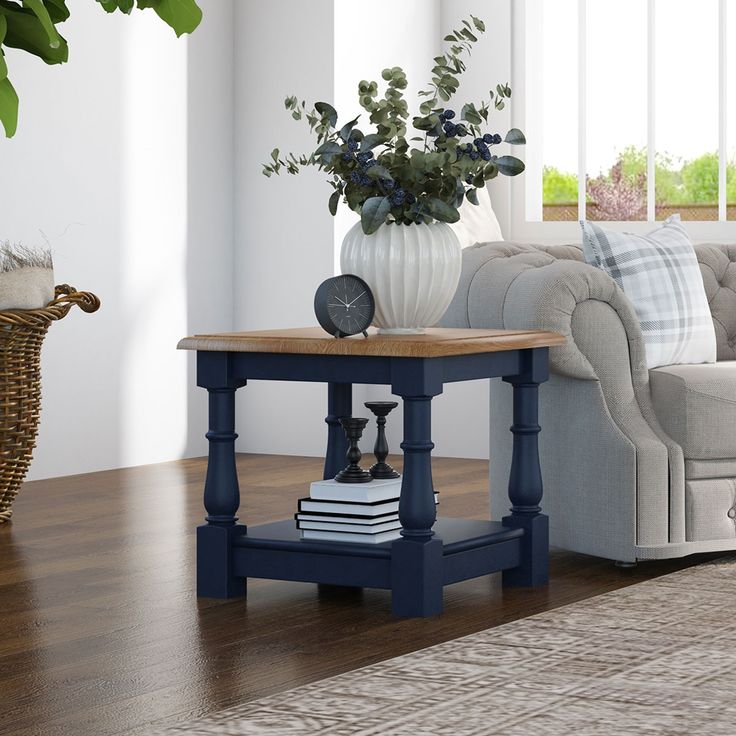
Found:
[178,327,565,618]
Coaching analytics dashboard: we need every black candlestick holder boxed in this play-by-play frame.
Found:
[365,401,400,480]
[335,417,373,483]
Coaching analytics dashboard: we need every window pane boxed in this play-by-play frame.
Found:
[655,0,719,220]
[541,0,579,221]
[586,0,647,221]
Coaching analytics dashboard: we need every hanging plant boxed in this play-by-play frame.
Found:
[0,0,203,138]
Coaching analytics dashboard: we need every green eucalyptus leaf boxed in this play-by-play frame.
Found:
[428,198,460,223]
[365,164,392,180]
[315,101,337,128]
[0,76,18,137]
[496,155,525,176]
[328,190,340,216]
[338,116,359,142]
[466,188,479,205]
[314,140,342,164]
[361,196,391,234]
[360,133,385,151]
[461,103,482,125]
[504,128,526,144]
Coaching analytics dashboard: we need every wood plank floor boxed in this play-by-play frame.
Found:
[0,454,714,736]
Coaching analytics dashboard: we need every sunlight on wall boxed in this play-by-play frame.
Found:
[120,18,189,466]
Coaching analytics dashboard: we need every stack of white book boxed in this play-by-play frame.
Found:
[296,477,439,544]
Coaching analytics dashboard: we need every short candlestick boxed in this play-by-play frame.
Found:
[335,417,373,483]
[365,401,400,480]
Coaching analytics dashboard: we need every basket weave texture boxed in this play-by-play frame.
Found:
[0,284,100,522]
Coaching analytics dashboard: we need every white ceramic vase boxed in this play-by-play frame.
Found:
[340,221,462,334]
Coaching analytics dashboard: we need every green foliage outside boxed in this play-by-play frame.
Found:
[0,0,202,138]
[544,146,736,205]
[542,166,577,203]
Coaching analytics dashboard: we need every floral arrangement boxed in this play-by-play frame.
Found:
[263,15,525,235]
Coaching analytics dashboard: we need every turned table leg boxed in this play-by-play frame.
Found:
[391,394,443,617]
[197,384,247,598]
[502,348,549,587]
[324,383,352,480]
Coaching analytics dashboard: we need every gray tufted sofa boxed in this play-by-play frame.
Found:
[441,241,736,564]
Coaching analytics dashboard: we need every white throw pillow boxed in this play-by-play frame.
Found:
[581,215,716,369]
[451,186,503,247]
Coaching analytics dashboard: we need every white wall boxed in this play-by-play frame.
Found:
[0,0,234,479]
[0,0,514,480]
[233,0,335,458]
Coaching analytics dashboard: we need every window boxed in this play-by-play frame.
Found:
[513,0,736,239]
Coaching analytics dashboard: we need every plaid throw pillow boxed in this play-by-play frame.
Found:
[581,215,716,369]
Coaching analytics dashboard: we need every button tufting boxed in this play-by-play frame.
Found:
[728,508,736,519]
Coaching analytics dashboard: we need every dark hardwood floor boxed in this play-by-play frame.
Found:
[0,454,713,736]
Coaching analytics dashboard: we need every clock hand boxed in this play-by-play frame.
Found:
[332,296,349,307]
[346,291,366,307]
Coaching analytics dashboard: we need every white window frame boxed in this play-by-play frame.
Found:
[509,0,736,244]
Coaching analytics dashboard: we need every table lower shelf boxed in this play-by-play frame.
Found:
[231,517,524,589]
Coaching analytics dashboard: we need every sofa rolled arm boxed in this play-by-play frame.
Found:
[441,242,686,547]
[442,242,649,383]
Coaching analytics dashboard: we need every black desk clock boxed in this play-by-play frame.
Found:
[314,274,375,338]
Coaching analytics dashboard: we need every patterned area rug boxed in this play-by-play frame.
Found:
[150,559,736,735]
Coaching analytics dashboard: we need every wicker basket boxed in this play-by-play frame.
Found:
[0,284,100,522]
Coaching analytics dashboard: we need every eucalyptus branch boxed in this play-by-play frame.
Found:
[263,15,527,235]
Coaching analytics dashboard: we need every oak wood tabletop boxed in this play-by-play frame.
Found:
[177,326,566,358]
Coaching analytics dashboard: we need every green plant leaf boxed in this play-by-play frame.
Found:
[314,141,342,159]
[364,164,392,180]
[314,101,337,128]
[428,198,460,223]
[43,0,71,23]
[461,103,482,125]
[359,133,385,151]
[137,0,202,37]
[496,155,525,176]
[338,116,359,142]
[328,190,340,216]
[361,196,391,234]
[466,188,479,205]
[0,76,19,137]
[504,128,526,145]
[22,0,63,49]
[0,5,68,64]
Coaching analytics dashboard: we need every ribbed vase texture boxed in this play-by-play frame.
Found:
[340,222,462,333]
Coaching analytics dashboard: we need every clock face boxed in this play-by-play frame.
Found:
[314,275,375,337]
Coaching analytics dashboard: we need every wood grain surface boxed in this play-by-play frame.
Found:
[177,327,566,357]
[0,454,713,736]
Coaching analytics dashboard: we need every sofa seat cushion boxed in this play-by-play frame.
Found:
[650,361,736,459]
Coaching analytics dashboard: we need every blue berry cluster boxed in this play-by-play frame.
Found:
[343,143,378,187]
[389,188,416,207]
[456,132,503,162]
[438,109,470,139]
[341,136,416,208]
